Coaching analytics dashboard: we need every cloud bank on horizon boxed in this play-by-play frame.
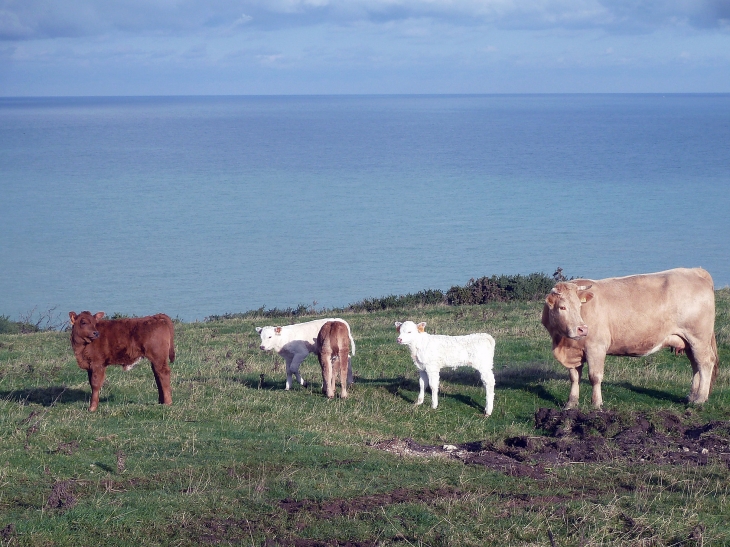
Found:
[1,0,729,94]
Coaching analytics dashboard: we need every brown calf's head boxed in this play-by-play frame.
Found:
[542,283,593,340]
[69,311,105,344]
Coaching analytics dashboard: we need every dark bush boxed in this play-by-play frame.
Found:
[446,273,555,305]
[0,315,40,334]
[346,289,445,312]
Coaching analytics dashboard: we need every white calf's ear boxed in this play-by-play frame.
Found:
[417,322,427,332]
[394,322,402,332]
[255,327,262,333]
[274,326,282,334]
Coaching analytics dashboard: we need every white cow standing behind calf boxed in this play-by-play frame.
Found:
[395,321,496,416]
[256,318,355,390]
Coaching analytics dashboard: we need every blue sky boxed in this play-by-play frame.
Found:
[1,0,729,95]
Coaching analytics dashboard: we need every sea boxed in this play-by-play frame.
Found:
[1,94,729,323]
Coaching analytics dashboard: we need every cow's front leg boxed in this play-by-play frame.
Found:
[586,352,606,409]
[416,370,429,405]
[87,366,106,412]
[565,364,583,409]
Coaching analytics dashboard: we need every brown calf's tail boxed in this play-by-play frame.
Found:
[169,323,176,363]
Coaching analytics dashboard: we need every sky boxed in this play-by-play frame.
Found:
[1,0,730,95]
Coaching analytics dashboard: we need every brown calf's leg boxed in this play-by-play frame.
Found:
[87,366,106,412]
[150,360,172,405]
[338,349,349,398]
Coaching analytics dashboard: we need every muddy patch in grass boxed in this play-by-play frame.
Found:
[45,480,77,512]
[371,408,730,478]
[279,486,461,519]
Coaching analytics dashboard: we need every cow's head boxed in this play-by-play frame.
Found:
[541,283,593,340]
[255,325,283,351]
[69,311,105,344]
[395,320,426,345]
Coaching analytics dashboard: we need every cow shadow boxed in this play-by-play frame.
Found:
[0,385,90,407]
[615,382,686,404]
[494,365,567,408]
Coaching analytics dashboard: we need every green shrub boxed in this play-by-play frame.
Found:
[446,273,555,305]
[0,314,40,334]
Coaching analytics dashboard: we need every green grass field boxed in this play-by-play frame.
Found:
[1,290,729,546]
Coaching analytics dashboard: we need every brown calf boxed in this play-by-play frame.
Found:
[69,311,175,412]
[316,321,351,399]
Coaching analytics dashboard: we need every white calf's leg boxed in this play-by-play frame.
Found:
[481,368,495,416]
[428,369,440,409]
[288,352,308,389]
[416,370,429,405]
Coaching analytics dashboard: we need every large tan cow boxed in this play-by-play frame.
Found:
[541,268,719,409]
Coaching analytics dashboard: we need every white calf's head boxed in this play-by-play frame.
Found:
[255,325,283,351]
[395,321,426,345]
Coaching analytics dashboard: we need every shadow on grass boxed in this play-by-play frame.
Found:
[615,382,687,404]
[0,385,90,407]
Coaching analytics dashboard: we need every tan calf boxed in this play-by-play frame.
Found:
[316,321,351,399]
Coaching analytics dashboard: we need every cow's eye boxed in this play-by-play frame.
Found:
[559,306,567,311]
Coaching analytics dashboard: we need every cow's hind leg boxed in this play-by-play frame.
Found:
[685,338,717,404]
[428,370,440,409]
[322,350,335,399]
[87,366,106,412]
[150,359,172,405]
[479,367,495,416]
[337,348,349,398]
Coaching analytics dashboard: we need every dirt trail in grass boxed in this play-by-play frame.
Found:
[372,408,730,479]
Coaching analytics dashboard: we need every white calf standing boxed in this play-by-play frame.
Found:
[395,321,495,416]
[256,318,355,390]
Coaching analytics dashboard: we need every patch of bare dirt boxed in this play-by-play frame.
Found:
[279,486,460,519]
[370,408,730,478]
[45,480,77,512]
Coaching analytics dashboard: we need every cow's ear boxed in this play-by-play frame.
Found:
[545,293,559,309]
[69,312,77,325]
[394,322,402,332]
[417,322,427,333]
[94,312,105,320]
[274,327,282,334]
[579,291,594,304]
[255,327,262,333]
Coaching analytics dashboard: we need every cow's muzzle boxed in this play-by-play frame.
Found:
[570,325,589,339]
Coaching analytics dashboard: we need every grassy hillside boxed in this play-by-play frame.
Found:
[0,289,729,546]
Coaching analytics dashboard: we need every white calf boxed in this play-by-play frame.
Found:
[256,318,355,390]
[395,321,495,416]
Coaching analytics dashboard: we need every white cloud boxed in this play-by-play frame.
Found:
[2,0,729,42]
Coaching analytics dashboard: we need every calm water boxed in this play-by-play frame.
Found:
[1,94,729,322]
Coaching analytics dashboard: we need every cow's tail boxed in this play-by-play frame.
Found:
[168,322,176,364]
[710,332,719,392]
[335,318,356,356]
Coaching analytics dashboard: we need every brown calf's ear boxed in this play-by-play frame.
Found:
[417,322,427,333]
[94,312,105,320]
[274,327,282,334]
[69,312,77,324]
